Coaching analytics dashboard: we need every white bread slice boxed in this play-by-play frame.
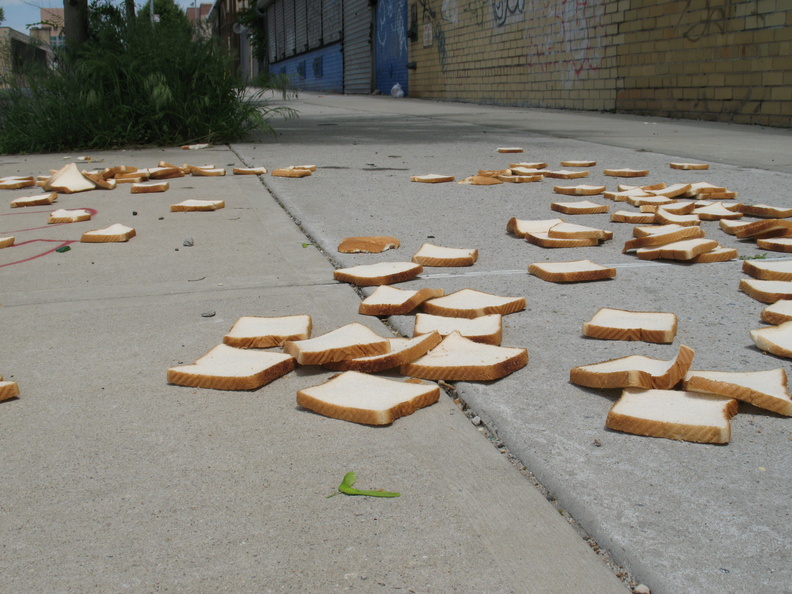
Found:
[734,219,792,239]
[0,380,20,401]
[683,369,792,416]
[506,218,564,238]
[334,262,423,286]
[43,163,96,193]
[338,236,400,253]
[181,143,210,150]
[509,166,545,176]
[626,195,676,208]
[694,203,743,220]
[550,200,609,214]
[742,259,792,281]
[81,171,116,190]
[761,300,792,325]
[458,175,503,185]
[750,321,792,358]
[552,185,605,196]
[324,333,443,372]
[223,315,312,349]
[145,166,184,180]
[604,188,651,201]
[410,174,454,183]
[739,279,792,303]
[115,176,144,184]
[603,168,649,177]
[233,167,268,175]
[296,371,439,425]
[48,209,92,224]
[188,166,226,177]
[414,313,502,345]
[656,201,697,215]
[541,169,589,179]
[655,208,700,226]
[610,211,656,224]
[497,147,523,153]
[526,232,599,248]
[412,243,478,267]
[737,204,792,219]
[529,259,616,283]
[570,344,694,390]
[623,225,704,252]
[422,289,526,318]
[359,286,445,316]
[548,222,610,240]
[282,322,389,365]
[497,174,542,183]
[0,178,35,190]
[167,344,295,390]
[509,161,547,169]
[170,199,225,211]
[583,308,677,343]
[401,331,528,381]
[80,224,136,243]
[683,181,727,197]
[719,219,751,235]
[272,167,312,178]
[10,193,57,208]
[606,388,738,444]
[478,169,512,178]
[560,160,596,167]
[131,181,169,193]
[632,223,684,238]
[646,183,693,198]
[0,236,14,249]
[756,237,792,253]
[670,162,709,170]
[688,246,738,263]
[635,238,719,261]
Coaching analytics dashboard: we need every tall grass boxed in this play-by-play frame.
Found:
[0,6,295,154]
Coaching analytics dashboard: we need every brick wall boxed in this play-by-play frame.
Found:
[407,0,791,127]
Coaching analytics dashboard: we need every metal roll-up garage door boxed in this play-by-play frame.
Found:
[342,0,373,94]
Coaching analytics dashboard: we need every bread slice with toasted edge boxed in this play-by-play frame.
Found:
[623,226,704,252]
[334,261,423,286]
[611,211,656,224]
[131,181,169,194]
[414,313,503,345]
[683,182,727,197]
[646,183,693,198]
[510,161,547,169]
[477,169,511,178]
[719,219,751,235]
[81,171,116,190]
[412,243,478,267]
[526,232,599,248]
[670,162,709,170]
[296,371,440,425]
[550,200,609,214]
[181,143,211,150]
[233,167,268,175]
[43,163,96,193]
[359,286,445,316]
[422,288,526,318]
[0,236,14,249]
[583,308,677,343]
[529,259,616,283]
[401,331,528,381]
[410,174,455,183]
[683,368,792,416]
[631,224,684,238]
[603,168,649,177]
[188,166,226,177]
[272,167,312,178]
[734,219,792,239]
[509,166,545,176]
[338,236,400,253]
[606,388,738,444]
[635,238,720,261]
[458,175,503,185]
[654,209,700,226]
[0,178,36,190]
[541,169,589,179]
[547,222,611,240]
[497,174,542,183]
[223,315,312,349]
[743,259,792,281]
[694,203,743,221]
[147,166,185,180]
[761,300,792,325]
[170,199,225,212]
[48,209,92,224]
[552,185,606,196]
[497,147,523,153]
[739,279,792,303]
[571,344,694,390]
[560,160,596,167]
[167,344,295,390]
[282,322,389,365]
[0,380,20,402]
[688,246,738,263]
[737,204,792,219]
[323,333,443,373]
[506,217,564,238]
[756,237,792,253]
[80,223,136,243]
[750,321,792,358]
[10,193,58,208]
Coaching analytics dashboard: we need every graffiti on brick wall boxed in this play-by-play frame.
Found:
[525,0,606,80]
[418,0,449,71]
[491,0,525,27]
[677,0,740,42]
[377,0,408,56]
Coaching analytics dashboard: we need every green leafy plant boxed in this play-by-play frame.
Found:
[328,472,400,498]
[739,253,768,260]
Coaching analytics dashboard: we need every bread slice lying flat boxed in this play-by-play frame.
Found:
[603,168,649,177]
[541,169,589,179]
[526,232,599,248]
[272,167,311,178]
[670,162,709,170]
[529,259,616,283]
[739,279,792,303]
[611,211,656,224]
[0,236,14,249]
[583,308,677,343]
[167,344,295,390]
[296,371,439,425]
[414,313,502,345]
[683,368,792,416]
[694,203,743,220]
[324,333,443,373]
[606,388,738,444]
[80,224,136,243]
[506,218,564,238]
[401,331,528,381]
[750,321,792,358]
[734,219,792,239]
[412,243,478,267]
[48,208,92,224]
[334,262,423,286]
[170,199,225,211]
[737,204,792,219]
[560,160,596,167]
[422,289,526,318]
[647,183,693,198]
[756,237,792,253]
[570,345,694,390]
[622,225,704,252]
[655,209,700,226]
[282,322,389,365]
[552,185,606,196]
[10,193,58,208]
[688,246,738,263]
[635,238,720,261]
[761,300,792,324]
[550,200,609,215]
[0,380,20,401]
[0,178,35,190]
[719,219,751,235]
[338,236,400,253]
[223,315,312,349]
[548,222,611,240]
[233,167,268,175]
[359,286,444,316]
[410,174,454,183]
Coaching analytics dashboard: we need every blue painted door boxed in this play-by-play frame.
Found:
[375,0,409,95]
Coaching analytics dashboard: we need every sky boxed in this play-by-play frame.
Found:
[0,0,206,35]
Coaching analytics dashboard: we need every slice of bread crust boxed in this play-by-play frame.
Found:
[338,236,400,253]
[541,169,589,179]
[0,380,20,401]
[412,243,478,267]
[272,167,312,178]
[10,193,58,208]
[623,226,704,252]
[526,232,599,248]
[749,321,792,358]
[610,211,656,224]
[334,262,423,286]
[570,345,694,390]
[529,259,616,283]
[603,168,649,177]
[233,167,268,175]
[606,388,738,444]
[170,199,225,211]
[401,331,528,381]
[410,174,454,183]
[552,185,605,196]
[414,313,503,345]
[560,160,596,167]
[670,162,709,170]
[550,200,609,214]
[359,286,445,316]
[683,368,792,416]
[756,237,792,253]
[323,333,443,373]
[80,224,136,243]
[583,308,677,343]
[761,300,792,325]
[635,238,719,261]
[734,219,792,239]
[688,246,738,263]
[422,289,526,318]
[737,204,792,219]
[506,218,564,238]
[131,181,169,193]
[48,208,92,224]
[497,147,523,153]
[0,179,35,190]
[0,236,14,249]
[739,279,792,303]
[296,371,440,425]
[282,322,390,365]
[547,222,610,240]
[167,344,295,390]
[223,315,312,349]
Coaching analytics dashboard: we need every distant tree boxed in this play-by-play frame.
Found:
[0,7,5,25]
[63,0,90,49]
[138,0,190,29]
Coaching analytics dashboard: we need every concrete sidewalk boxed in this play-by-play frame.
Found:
[0,146,628,591]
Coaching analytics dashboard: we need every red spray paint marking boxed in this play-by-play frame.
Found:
[0,239,79,268]
[0,208,98,234]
